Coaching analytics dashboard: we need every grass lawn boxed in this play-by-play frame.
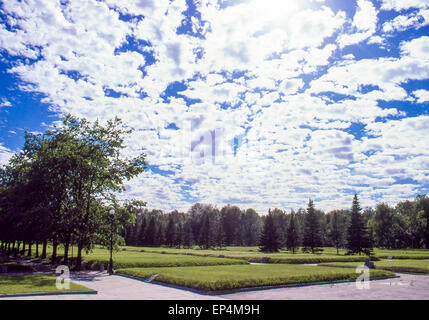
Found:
[117,264,394,291]
[129,246,377,264]
[3,246,246,269]
[8,243,429,268]
[0,274,92,295]
[320,259,429,274]
[373,249,429,260]
[84,251,248,269]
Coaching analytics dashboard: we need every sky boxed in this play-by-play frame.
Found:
[0,0,428,214]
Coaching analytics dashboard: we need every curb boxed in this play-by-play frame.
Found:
[116,273,399,296]
[0,290,98,298]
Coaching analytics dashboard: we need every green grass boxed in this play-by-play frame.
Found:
[320,259,429,274]
[0,274,92,295]
[129,246,377,264]
[373,249,429,260]
[1,246,246,269]
[83,251,248,269]
[7,243,429,268]
[117,264,394,291]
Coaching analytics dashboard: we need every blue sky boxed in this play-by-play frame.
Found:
[0,0,428,213]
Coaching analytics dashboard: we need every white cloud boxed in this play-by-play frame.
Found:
[400,35,429,59]
[0,98,12,107]
[1,0,429,213]
[0,144,14,166]
[381,0,429,11]
[382,9,429,32]
[337,0,378,48]
[309,36,429,102]
[413,89,429,103]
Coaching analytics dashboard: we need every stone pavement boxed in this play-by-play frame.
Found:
[219,273,429,300]
[2,272,429,300]
[1,271,224,300]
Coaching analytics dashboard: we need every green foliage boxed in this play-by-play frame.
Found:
[327,210,348,254]
[302,199,322,253]
[286,213,299,253]
[346,194,373,255]
[0,114,147,267]
[259,211,281,252]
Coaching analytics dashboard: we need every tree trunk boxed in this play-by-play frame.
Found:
[35,241,39,258]
[64,239,70,265]
[41,239,47,259]
[51,238,58,263]
[14,241,19,257]
[76,242,83,270]
[21,241,26,255]
[27,240,32,256]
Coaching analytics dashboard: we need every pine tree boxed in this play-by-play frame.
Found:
[138,216,147,246]
[346,194,373,255]
[165,215,176,247]
[155,222,165,246]
[302,199,322,253]
[259,210,281,252]
[286,213,299,254]
[183,222,194,248]
[329,211,344,255]
[198,214,213,249]
[174,222,183,248]
[144,216,156,246]
[215,221,226,249]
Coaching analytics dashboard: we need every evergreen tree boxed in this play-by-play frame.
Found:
[144,216,157,246]
[259,210,281,252]
[329,210,345,255]
[302,199,322,253]
[286,213,299,253]
[165,215,176,247]
[346,194,373,255]
[215,220,226,249]
[138,216,147,246]
[155,222,165,246]
[174,222,183,248]
[198,213,214,249]
[183,222,194,248]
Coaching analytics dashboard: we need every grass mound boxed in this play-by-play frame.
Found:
[320,259,429,274]
[84,252,247,270]
[117,264,394,291]
[131,247,377,264]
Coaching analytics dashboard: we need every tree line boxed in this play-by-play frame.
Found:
[123,194,429,252]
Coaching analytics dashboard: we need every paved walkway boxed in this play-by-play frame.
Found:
[1,271,224,300]
[2,272,429,300]
[219,273,429,300]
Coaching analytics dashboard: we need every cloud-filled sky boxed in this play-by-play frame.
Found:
[0,0,428,213]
